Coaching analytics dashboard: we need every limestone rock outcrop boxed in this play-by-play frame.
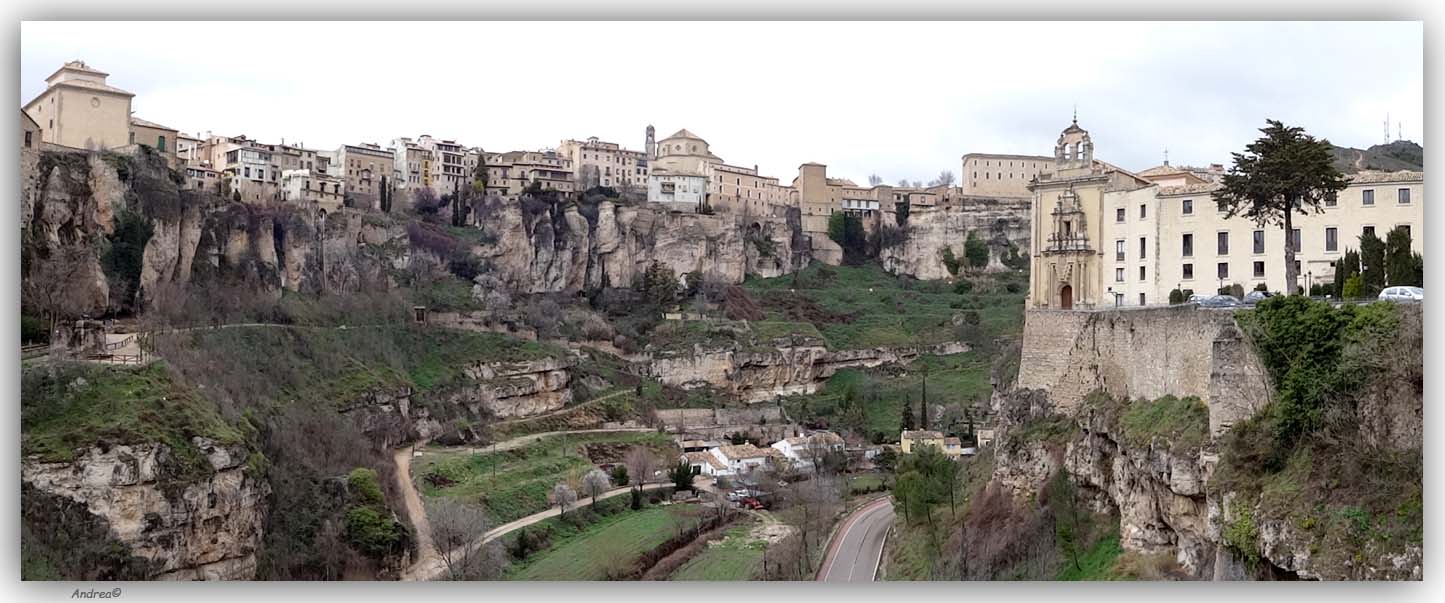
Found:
[644,341,968,402]
[21,440,268,580]
[475,199,810,294]
[877,197,1030,281]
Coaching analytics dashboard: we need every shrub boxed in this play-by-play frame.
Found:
[964,231,989,268]
[1341,274,1362,299]
[954,279,974,295]
[343,505,408,559]
[941,247,962,276]
[347,468,384,506]
[1168,288,1186,305]
[610,464,629,486]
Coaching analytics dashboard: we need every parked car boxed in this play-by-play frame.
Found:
[1198,295,1241,308]
[1243,290,1274,305]
[1379,286,1424,302]
[1187,293,1208,304]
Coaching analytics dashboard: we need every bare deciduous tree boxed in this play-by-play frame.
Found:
[581,468,612,508]
[624,447,656,489]
[551,482,577,517]
[868,173,884,186]
[930,170,956,188]
[427,498,503,580]
[22,243,98,334]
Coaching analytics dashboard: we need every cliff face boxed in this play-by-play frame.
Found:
[475,199,810,294]
[644,342,968,402]
[21,148,810,312]
[988,304,1423,581]
[21,440,268,580]
[878,197,1030,281]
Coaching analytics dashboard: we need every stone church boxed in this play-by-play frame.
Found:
[1027,117,1152,310]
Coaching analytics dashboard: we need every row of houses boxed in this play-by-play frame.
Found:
[21,60,961,228]
[679,431,846,478]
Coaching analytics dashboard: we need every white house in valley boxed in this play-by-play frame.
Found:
[770,431,845,471]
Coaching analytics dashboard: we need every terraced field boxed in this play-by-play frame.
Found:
[414,431,677,524]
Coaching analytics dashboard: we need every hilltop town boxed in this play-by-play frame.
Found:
[19,59,1424,583]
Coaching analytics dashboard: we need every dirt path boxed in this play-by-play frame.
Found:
[393,444,436,570]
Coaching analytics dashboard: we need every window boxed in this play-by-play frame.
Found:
[1253,261,1265,278]
[1326,227,1338,252]
[1182,263,1194,280]
[1139,237,1147,259]
[1217,199,1228,213]
[1363,225,1375,238]
[1218,262,1229,280]
[1139,204,1147,219]
[1217,231,1230,255]
[1362,189,1375,206]
[1182,198,1193,215]
[1115,267,1124,282]
[1398,224,1411,239]
[1115,240,1125,262]
[1325,191,1338,207]
[1139,293,1146,306]
[1139,266,1146,281]
[1398,188,1411,204]
[1116,208,1125,223]
[1182,234,1194,257]
[24,131,31,148]
[1291,229,1301,252]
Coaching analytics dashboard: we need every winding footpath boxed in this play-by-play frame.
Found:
[816,497,895,582]
[393,426,659,581]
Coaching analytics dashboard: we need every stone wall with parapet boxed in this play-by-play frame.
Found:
[1017,305,1272,436]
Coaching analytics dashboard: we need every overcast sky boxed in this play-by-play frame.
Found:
[21,21,1422,185]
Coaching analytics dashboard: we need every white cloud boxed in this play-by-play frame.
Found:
[21,21,1422,184]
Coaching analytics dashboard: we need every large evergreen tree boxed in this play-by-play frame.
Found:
[1213,120,1348,295]
[1359,230,1386,296]
[1385,227,1422,287]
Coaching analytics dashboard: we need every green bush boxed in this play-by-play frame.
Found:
[964,231,989,268]
[941,248,962,276]
[347,467,384,506]
[343,505,408,559]
[1341,274,1362,299]
[1168,289,1186,305]
[953,279,973,294]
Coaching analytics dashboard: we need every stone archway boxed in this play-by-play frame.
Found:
[1059,284,1073,310]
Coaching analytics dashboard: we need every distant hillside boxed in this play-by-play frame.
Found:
[1331,140,1423,173]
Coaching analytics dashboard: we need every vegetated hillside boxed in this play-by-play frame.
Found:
[1331,141,1423,173]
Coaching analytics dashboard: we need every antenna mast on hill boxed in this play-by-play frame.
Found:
[1384,113,1391,144]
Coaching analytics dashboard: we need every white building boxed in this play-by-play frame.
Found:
[648,169,708,211]
[769,431,845,471]
[681,443,777,477]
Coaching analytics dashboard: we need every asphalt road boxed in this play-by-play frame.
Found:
[817,497,895,582]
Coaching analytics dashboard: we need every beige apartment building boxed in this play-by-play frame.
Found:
[484,150,574,200]
[22,110,41,150]
[392,138,435,190]
[961,153,1054,198]
[1028,119,1426,310]
[336,143,395,208]
[281,169,345,214]
[559,136,650,192]
[414,136,468,197]
[183,164,222,193]
[713,163,795,216]
[23,61,134,151]
[128,117,179,167]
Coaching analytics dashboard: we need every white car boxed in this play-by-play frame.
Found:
[1379,286,1424,302]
